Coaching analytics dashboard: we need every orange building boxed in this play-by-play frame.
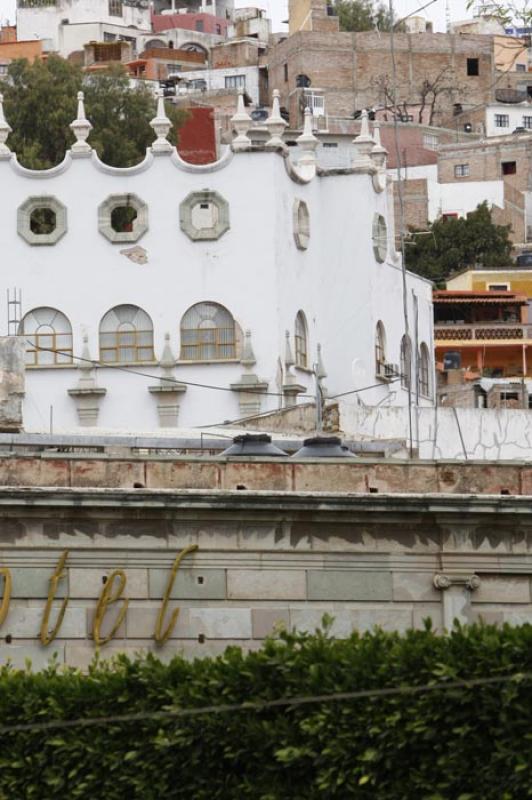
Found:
[127,46,206,82]
[434,290,532,378]
[0,38,44,78]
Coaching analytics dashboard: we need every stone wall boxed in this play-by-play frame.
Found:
[0,452,532,493]
[0,488,531,669]
[0,338,25,432]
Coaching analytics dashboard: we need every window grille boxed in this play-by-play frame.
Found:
[108,0,122,16]
[418,343,431,398]
[524,116,532,129]
[180,302,236,361]
[19,307,73,366]
[400,334,412,389]
[224,75,245,89]
[375,321,386,376]
[99,305,154,364]
[295,311,308,368]
[495,114,509,128]
[454,163,470,178]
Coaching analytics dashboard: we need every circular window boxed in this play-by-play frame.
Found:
[372,213,387,263]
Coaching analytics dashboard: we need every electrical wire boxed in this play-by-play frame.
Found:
[0,670,529,735]
[25,339,314,400]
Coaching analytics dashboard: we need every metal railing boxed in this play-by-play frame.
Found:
[435,323,532,341]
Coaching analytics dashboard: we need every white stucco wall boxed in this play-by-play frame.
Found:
[484,103,532,137]
[18,0,151,53]
[59,22,152,57]
[172,66,260,104]
[340,404,532,461]
[0,118,433,433]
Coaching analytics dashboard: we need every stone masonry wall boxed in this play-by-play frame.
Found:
[0,488,531,670]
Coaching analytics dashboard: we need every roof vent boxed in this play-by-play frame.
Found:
[291,436,356,459]
[221,434,289,457]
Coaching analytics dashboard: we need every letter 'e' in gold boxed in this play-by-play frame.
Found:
[93,570,129,646]
[154,544,198,644]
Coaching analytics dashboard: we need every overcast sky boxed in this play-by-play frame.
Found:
[0,0,473,33]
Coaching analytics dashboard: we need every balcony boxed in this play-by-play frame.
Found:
[435,323,532,342]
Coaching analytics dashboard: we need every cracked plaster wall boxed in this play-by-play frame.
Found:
[340,402,532,461]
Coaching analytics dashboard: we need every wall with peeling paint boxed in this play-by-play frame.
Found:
[340,402,532,461]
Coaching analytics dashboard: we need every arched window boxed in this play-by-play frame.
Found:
[180,302,236,361]
[375,321,386,377]
[400,334,412,390]
[99,305,154,364]
[19,307,73,366]
[295,311,308,368]
[418,342,431,398]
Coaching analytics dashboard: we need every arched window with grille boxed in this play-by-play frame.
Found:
[99,305,154,364]
[375,321,386,377]
[400,334,412,390]
[418,342,431,398]
[294,311,308,368]
[19,307,73,366]
[180,302,236,361]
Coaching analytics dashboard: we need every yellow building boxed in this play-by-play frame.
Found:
[447,268,532,305]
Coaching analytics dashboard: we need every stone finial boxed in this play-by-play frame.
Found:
[266,89,287,148]
[148,333,186,427]
[230,87,251,151]
[352,109,375,168]
[296,108,319,177]
[0,93,13,157]
[284,329,295,369]
[371,120,387,169]
[316,343,327,381]
[150,89,173,153]
[68,335,106,426]
[159,332,176,373]
[70,91,93,155]
[241,329,256,369]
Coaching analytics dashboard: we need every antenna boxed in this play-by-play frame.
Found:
[7,288,22,336]
[445,0,451,32]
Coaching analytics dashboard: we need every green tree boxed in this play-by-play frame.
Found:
[405,202,514,283]
[466,0,532,27]
[3,56,187,169]
[334,0,396,32]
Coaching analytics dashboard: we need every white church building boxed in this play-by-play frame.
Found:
[0,89,434,433]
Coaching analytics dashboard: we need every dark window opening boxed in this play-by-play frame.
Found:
[30,208,56,235]
[283,63,288,82]
[111,205,138,233]
[467,58,479,76]
[195,20,204,31]
[502,161,517,175]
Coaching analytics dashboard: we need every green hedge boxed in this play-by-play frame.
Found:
[1,621,532,799]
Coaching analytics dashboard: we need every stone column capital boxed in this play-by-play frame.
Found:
[433,573,480,592]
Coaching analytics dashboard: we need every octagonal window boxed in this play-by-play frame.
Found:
[17,196,67,246]
[111,205,138,233]
[30,208,57,236]
[98,194,148,244]
[180,190,230,241]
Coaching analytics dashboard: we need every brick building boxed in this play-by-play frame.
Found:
[267,0,498,130]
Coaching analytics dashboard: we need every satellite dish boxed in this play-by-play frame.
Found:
[251,108,269,122]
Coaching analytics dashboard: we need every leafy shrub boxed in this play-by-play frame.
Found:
[0,622,531,799]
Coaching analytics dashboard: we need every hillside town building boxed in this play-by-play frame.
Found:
[0,91,433,434]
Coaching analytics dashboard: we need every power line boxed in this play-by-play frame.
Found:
[25,339,313,400]
[0,670,528,735]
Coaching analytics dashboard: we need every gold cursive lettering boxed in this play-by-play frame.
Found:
[0,567,11,628]
[93,570,129,647]
[154,545,198,644]
[40,550,69,646]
